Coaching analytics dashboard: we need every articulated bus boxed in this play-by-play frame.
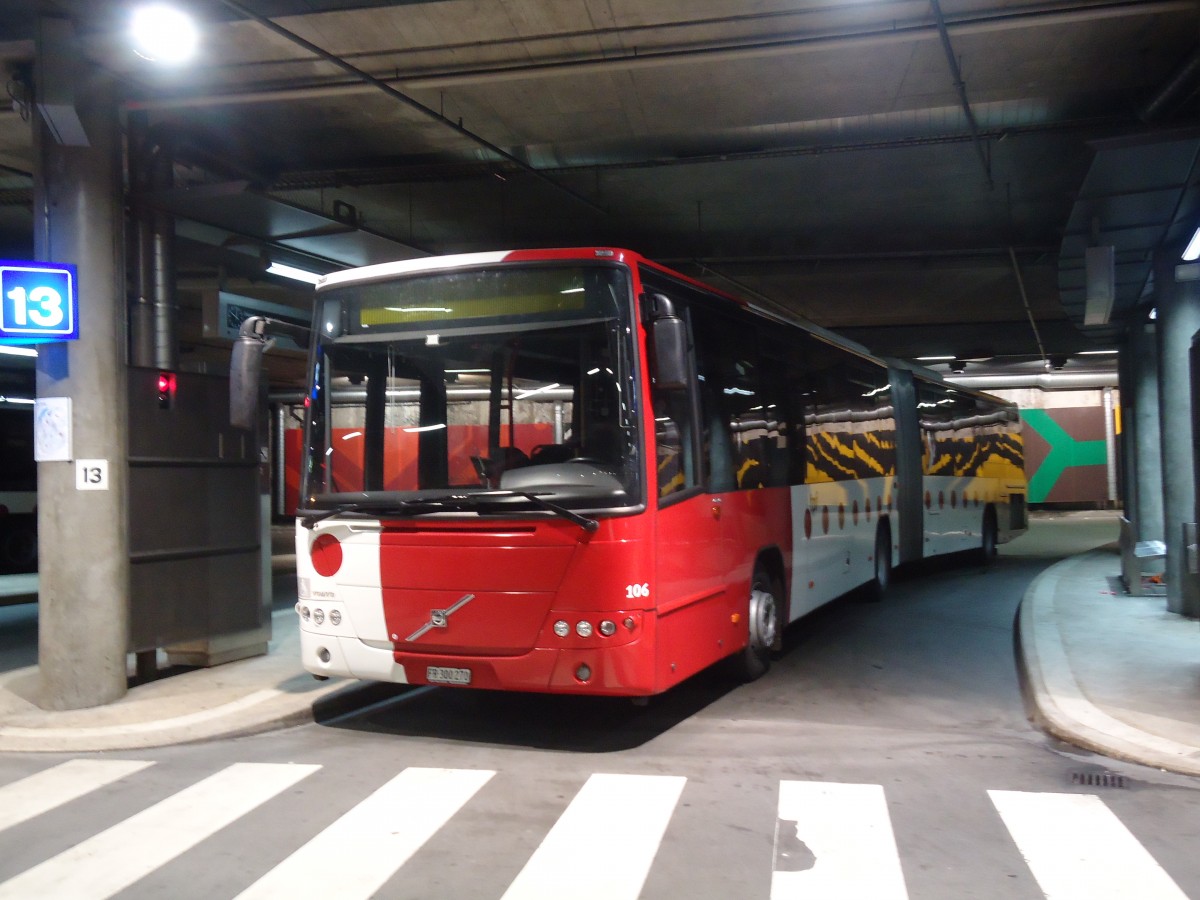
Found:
[234,247,1027,696]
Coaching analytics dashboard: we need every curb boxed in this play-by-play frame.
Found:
[1020,552,1200,777]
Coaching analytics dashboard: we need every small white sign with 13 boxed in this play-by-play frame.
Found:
[75,459,109,491]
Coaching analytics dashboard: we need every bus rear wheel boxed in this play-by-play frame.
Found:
[978,507,998,564]
[865,521,892,602]
[734,565,779,681]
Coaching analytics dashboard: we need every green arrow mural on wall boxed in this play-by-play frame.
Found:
[1020,408,1108,503]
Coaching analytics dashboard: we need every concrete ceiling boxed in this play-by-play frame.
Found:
[2,0,1200,381]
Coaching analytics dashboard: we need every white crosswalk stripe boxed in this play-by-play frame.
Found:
[501,773,687,900]
[0,762,320,900]
[988,789,1189,900]
[0,759,152,835]
[235,767,495,899]
[772,780,908,900]
[0,759,1192,899]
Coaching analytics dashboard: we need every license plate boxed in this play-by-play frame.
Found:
[426,666,471,686]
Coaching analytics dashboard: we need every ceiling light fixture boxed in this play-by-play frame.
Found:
[130,4,199,64]
[1184,227,1200,262]
[266,262,322,285]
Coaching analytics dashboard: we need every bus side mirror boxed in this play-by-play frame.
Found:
[229,315,312,430]
[230,326,270,431]
[647,294,688,391]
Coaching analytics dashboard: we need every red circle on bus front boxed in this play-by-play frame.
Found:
[311,533,343,577]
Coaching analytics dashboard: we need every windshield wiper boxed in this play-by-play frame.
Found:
[300,491,599,532]
[485,490,599,532]
[299,502,383,528]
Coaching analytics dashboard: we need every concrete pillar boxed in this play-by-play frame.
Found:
[32,21,129,708]
[1154,251,1200,617]
[1124,322,1164,542]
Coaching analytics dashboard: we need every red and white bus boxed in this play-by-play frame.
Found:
[235,248,1027,696]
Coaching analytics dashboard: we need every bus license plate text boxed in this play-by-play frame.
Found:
[427,666,471,685]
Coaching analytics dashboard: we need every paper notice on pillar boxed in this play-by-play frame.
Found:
[34,397,72,462]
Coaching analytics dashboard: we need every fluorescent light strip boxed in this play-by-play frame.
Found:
[0,346,37,358]
[1184,227,1200,262]
[266,262,322,285]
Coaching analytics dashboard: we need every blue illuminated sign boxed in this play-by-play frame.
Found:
[0,260,78,344]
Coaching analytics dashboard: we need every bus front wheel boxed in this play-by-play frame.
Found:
[734,565,779,682]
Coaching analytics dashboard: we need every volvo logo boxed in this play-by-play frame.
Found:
[406,593,475,642]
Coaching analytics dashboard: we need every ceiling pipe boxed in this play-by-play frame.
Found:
[947,372,1118,390]
[1008,247,1049,366]
[215,0,606,217]
[1139,45,1200,123]
[929,0,992,189]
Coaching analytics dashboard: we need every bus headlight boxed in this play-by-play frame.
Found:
[575,620,594,638]
[553,620,570,638]
[598,620,617,636]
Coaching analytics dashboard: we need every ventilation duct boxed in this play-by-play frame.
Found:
[130,122,178,371]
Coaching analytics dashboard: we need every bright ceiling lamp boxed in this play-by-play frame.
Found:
[130,4,199,64]
[1183,227,1200,262]
[266,262,322,285]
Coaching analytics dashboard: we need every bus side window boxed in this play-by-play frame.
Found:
[653,388,694,498]
[691,311,756,492]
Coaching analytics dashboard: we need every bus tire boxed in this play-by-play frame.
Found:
[734,564,779,682]
[978,506,998,564]
[866,520,892,602]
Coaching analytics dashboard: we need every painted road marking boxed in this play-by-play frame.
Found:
[0,762,319,899]
[502,773,687,900]
[236,767,495,899]
[772,780,908,900]
[0,759,153,834]
[989,789,1188,899]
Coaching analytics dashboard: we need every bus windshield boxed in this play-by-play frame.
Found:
[301,263,642,517]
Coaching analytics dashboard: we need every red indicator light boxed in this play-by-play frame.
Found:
[156,371,176,409]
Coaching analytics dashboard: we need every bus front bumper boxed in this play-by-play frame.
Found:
[299,622,656,695]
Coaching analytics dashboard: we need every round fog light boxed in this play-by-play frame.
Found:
[599,620,617,636]
[329,609,342,626]
[575,663,592,682]
[553,620,570,638]
[317,646,331,663]
[575,620,593,638]
[301,606,311,621]
[313,609,325,625]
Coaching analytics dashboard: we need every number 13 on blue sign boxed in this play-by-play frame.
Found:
[0,261,79,343]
